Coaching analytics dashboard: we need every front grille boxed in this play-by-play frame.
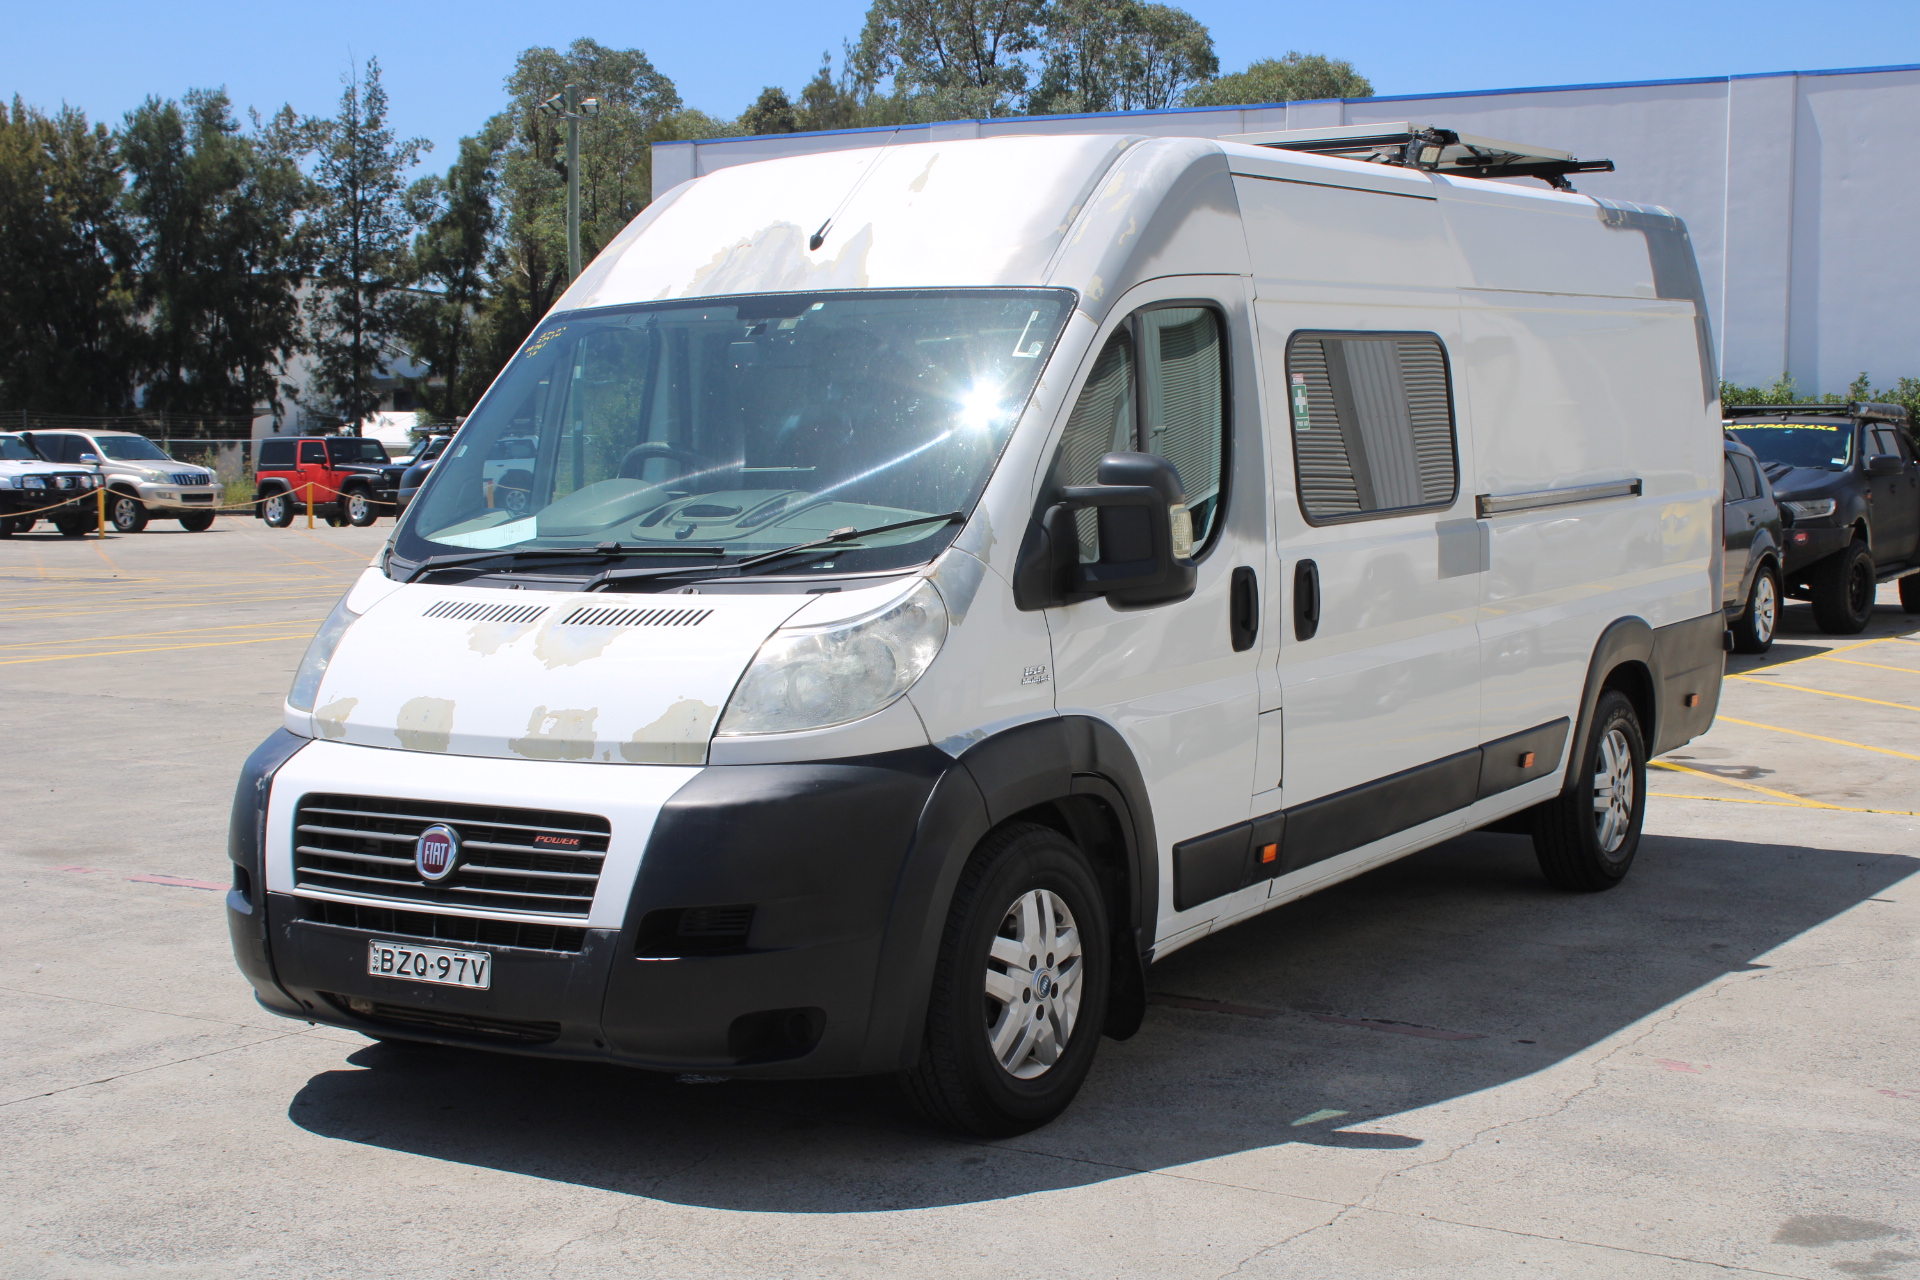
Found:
[294,794,609,918]
[172,473,211,486]
[636,904,756,957]
[321,993,560,1045]
[297,897,587,952]
[181,492,214,503]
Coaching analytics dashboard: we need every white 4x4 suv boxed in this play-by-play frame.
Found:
[28,430,219,532]
[0,433,104,536]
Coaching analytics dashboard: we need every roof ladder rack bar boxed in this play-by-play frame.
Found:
[1220,121,1615,192]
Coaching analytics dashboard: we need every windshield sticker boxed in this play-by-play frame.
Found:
[520,327,567,361]
[1730,423,1841,431]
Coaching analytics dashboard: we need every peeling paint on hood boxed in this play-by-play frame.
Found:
[310,584,813,764]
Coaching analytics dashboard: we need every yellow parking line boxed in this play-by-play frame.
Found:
[1817,655,1920,675]
[1651,792,1919,817]
[0,619,323,652]
[1716,716,1920,762]
[1728,676,1919,712]
[1649,760,1844,809]
[0,634,312,666]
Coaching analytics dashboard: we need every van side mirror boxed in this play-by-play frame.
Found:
[1868,453,1902,477]
[1013,451,1199,610]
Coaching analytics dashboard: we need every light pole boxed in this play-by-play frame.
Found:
[539,85,601,280]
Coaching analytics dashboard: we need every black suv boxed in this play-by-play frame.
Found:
[1724,402,1919,633]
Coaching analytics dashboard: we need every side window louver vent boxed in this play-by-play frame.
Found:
[422,601,551,624]
[558,606,714,628]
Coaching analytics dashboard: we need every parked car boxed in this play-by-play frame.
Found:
[23,428,217,532]
[230,130,1725,1137]
[1723,434,1783,653]
[0,432,103,535]
[1725,402,1919,632]
[395,431,453,514]
[253,436,409,528]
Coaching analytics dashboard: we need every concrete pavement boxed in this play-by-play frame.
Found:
[1,517,1915,1278]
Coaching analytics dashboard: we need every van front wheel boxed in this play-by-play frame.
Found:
[1531,690,1646,892]
[901,822,1110,1137]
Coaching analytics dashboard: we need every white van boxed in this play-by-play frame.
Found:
[227,130,1724,1135]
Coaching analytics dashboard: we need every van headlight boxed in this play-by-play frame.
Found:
[717,580,948,736]
[287,594,363,713]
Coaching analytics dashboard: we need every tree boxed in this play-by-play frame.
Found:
[740,87,801,136]
[1029,0,1215,115]
[483,39,683,378]
[852,0,1046,119]
[1184,52,1372,108]
[120,90,309,420]
[402,121,506,418]
[305,57,428,430]
[0,99,138,413]
[798,52,864,132]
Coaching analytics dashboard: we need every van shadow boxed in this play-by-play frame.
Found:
[287,830,1915,1212]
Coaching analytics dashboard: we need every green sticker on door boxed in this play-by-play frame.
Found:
[1290,374,1311,431]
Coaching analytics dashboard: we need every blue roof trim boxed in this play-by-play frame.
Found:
[652,61,1920,149]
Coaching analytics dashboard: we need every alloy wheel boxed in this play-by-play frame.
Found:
[983,888,1084,1079]
[1752,574,1776,643]
[1591,727,1636,853]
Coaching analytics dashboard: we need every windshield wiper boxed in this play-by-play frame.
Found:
[581,511,965,593]
[399,543,726,583]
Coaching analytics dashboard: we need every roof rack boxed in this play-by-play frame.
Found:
[1725,402,1910,424]
[1220,122,1615,192]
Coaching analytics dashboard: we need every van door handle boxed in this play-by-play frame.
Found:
[1293,559,1320,641]
[1229,566,1258,651]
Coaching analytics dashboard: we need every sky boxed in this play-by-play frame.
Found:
[4,0,1916,176]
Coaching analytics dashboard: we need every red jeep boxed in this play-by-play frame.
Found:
[254,437,408,528]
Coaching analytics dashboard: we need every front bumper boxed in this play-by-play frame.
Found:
[131,480,218,511]
[228,734,985,1077]
[1781,523,1852,580]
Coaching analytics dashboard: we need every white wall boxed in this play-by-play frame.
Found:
[651,63,1920,396]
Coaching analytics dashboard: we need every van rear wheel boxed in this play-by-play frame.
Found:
[1531,690,1646,892]
[1810,539,1876,634]
[901,822,1109,1137]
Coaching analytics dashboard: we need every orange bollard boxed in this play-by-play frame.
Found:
[306,483,314,529]
[97,484,106,538]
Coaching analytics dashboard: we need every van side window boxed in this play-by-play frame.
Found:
[1285,331,1458,523]
[1054,305,1228,559]
[1056,331,1135,561]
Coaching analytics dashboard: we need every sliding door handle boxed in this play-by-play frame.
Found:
[1293,559,1320,641]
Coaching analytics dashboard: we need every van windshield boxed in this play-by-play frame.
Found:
[1726,422,1854,472]
[395,289,1073,576]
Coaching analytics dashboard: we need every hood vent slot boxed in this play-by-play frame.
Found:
[423,601,550,624]
[559,605,713,628]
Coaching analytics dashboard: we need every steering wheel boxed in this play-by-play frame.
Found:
[617,442,711,482]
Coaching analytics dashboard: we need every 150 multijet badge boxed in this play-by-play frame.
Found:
[415,824,461,881]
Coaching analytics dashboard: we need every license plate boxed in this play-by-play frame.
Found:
[367,939,492,989]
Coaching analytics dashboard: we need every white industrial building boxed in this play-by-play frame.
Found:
[652,62,1920,396]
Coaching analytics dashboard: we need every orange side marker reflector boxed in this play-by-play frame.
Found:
[1684,693,1701,708]
[1518,751,1535,768]
[1259,843,1279,864]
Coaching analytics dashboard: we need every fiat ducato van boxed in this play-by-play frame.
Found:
[228,130,1725,1135]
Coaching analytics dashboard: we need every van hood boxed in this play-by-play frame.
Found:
[302,583,815,764]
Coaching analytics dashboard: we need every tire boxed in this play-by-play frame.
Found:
[109,491,148,533]
[498,469,534,516]
[900,822,1110,1137]
[1810,539,1876,634]
[262,493,294,528]
[1900,574,1920,615]
[53,512,98,537]
[344,489,377,527]
[1731,562,1780,654]
[0,517,28,536]
[1531,689,1647,892]
[178,511,215,532]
